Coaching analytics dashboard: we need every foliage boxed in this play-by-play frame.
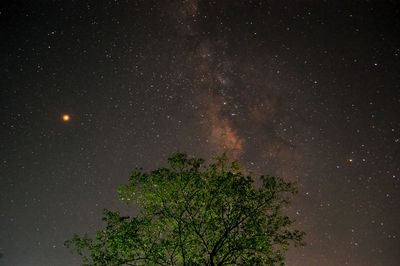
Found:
[65,153,305,265]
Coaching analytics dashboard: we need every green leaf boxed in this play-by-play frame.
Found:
[66,152,305,265]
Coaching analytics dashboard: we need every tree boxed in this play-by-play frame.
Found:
[65,153,305,265]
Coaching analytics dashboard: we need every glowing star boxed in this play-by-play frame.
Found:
[62,114,70,121]
[348,158,353,163]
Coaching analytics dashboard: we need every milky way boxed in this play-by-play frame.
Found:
[0,1,399,265]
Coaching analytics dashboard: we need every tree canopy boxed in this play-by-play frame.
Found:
[65,153,305,265]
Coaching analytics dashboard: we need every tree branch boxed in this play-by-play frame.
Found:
[183,202,210,251]
[210,201,268,261]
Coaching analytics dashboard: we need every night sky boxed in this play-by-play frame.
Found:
[1,1,399,265]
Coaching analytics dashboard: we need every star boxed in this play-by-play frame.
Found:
[1,1,398,265]
[62,114,70,121]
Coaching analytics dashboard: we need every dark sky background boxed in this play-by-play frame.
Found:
[1,1,399,265]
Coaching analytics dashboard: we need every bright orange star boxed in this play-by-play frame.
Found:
[62,114,70,121]
[348,158,353,163]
